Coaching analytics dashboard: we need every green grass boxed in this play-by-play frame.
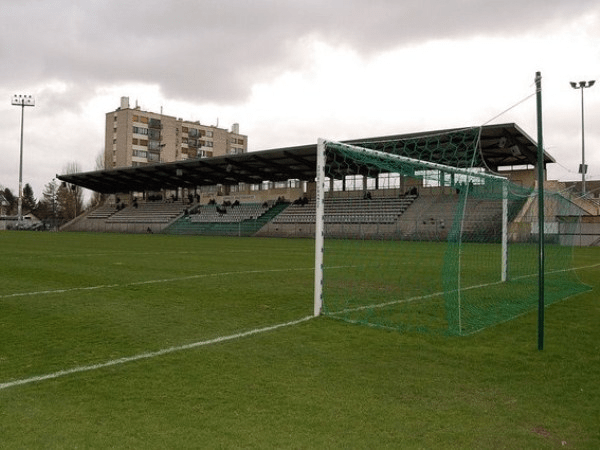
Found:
[323,238,592,336]
[0,231,599,448]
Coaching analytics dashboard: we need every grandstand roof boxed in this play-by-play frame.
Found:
[58,123,553,194]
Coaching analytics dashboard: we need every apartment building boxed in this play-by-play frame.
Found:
[105,97,247,169]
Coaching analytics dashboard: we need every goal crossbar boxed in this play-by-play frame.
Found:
[320,139,508,183]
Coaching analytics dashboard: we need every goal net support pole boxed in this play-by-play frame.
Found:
[502,181,509,282]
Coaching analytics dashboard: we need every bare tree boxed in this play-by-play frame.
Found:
[58,162,84,221]
[95,150,105,171]
[90,150,107,209]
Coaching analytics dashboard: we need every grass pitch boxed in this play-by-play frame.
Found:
[1,231,599,448]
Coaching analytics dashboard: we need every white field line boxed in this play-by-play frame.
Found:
[4,250,256,259]
[0,316,314,391]
[6,248,316,260]
[2,262,597,390]
[1,265,355,300]
[327,261,600,317]
[0,265,352,390]
[0,267,312,300]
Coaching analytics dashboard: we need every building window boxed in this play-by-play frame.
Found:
[205,141,213,147]
[133,126,148,135]
[206,131,213,137]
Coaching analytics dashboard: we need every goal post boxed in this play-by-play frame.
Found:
[313,138,326,317]
[314,138,510,313]
[313,133,589,335]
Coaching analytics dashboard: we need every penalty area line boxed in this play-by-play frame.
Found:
[0,267,315,300]
[0,265,356,300]
[0,315,314,391]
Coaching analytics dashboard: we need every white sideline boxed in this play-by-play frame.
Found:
[0,316,314,391]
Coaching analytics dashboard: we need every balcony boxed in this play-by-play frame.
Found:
[149,118,162,129]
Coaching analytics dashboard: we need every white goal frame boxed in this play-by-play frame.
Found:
[313,138,509,317]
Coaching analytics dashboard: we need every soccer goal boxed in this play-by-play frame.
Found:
[313,129,590,335]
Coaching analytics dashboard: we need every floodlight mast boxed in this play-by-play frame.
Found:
[11,94,35,225]
[570,80,595,197]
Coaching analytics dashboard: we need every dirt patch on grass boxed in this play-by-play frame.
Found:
[531,426,568,446]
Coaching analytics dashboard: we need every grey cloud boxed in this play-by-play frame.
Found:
[2,0,598,104]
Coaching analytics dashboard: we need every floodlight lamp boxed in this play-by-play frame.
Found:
[570,82,577,89]
[588,80,596,87]
[11,94,35,106]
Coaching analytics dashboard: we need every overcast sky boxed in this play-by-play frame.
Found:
[1,0,599,201]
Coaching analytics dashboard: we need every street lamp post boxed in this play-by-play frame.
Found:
[570,80,595,197]
[11,94,35,224]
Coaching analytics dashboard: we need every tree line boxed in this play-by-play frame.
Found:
[0,180,87,228]
[1,161,104,229]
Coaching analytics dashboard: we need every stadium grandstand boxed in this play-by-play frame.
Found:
[57,122,600,244]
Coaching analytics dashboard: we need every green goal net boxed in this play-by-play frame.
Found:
[314,129,591,335]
